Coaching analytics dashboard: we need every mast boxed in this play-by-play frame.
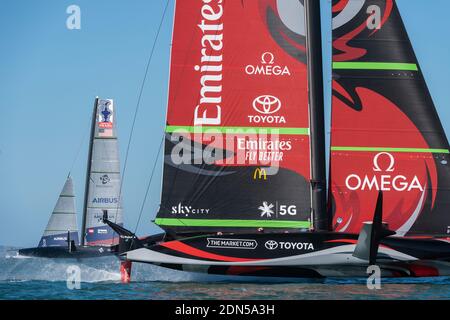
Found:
[81,97,98,246]
[305,0,328,231]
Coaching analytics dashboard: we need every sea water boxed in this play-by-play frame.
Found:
[1,246,450,300]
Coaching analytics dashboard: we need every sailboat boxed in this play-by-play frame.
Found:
[19,98,125,258]
[104,0,450,280]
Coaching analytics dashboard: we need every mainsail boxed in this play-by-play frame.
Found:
[156,0,312,234]
[38,176,79,247]
[330,0,450,236]
[81,98,123,246]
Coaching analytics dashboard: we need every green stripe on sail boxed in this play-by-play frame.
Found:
[332,62,418,71]
[166,126,309,135]
[155,218,311,229]
[331,146,450,154]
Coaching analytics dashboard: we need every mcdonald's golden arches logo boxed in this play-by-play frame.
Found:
[253,168,267,180]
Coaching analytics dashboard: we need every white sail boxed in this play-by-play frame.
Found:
[38,176,79,247]
[82,99,123,246]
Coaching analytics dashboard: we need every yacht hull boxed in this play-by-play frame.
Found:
[125,232,450,278]
[18,245,117,259]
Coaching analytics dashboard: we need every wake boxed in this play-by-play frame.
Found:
[0,247,237,283]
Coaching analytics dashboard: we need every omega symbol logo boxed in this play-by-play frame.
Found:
[373,152,395,172]
[252,95,282,115]
[261,52,275,65]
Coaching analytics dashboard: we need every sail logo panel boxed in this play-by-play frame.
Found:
[84,99,123,246]
[97,99,114,135]
[330,0,450,236]
[157,0,312,233]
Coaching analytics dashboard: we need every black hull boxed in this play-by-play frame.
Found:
[18,246,118,259]
[125,232,450,278]
[156,261,450,279]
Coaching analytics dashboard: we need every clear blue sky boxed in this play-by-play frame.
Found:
[1,0,449,247]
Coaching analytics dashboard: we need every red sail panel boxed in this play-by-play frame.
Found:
[157,0,312,234]
[330,0,450,236]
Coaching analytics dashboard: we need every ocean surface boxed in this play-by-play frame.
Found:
[1,246,450,300]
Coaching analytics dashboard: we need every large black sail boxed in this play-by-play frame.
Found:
[330,0,450,236]
[155,0,313,235]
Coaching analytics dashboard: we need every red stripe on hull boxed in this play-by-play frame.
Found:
[226,266,271,276]
[325,239,357,244]
[332,0,349,13]
[408,264,440,277]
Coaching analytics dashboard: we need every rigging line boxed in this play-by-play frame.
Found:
[162,5,204,229]
[134,133,165,234]
[111,0,171,241]
[68,111,92,177]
